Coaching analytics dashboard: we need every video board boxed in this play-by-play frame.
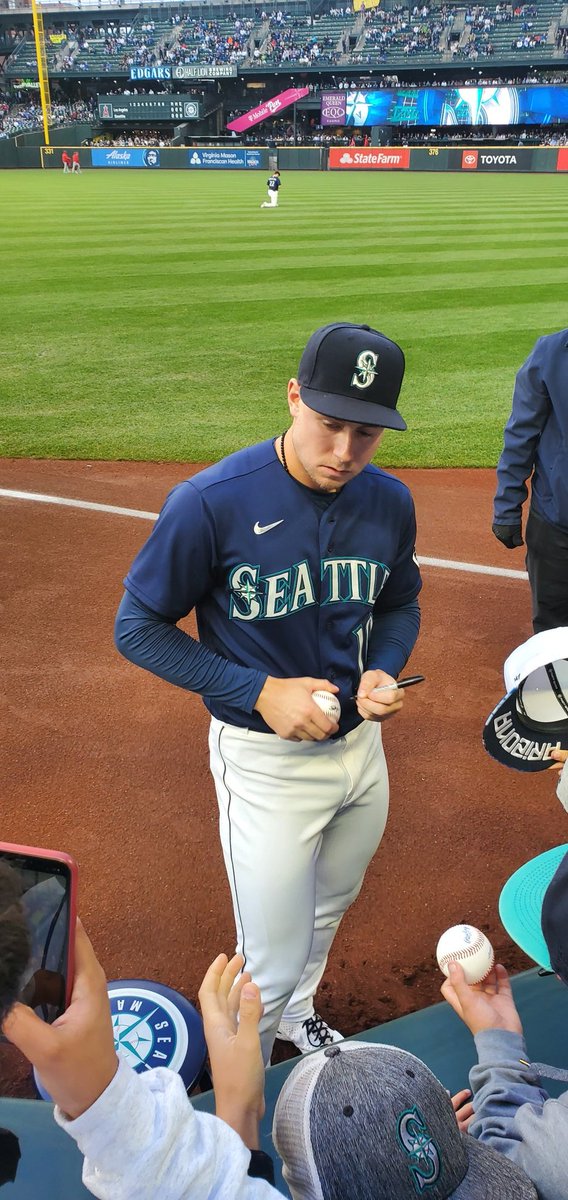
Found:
[321,87,568,127]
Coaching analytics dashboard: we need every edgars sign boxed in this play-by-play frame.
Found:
[130,65,172,80]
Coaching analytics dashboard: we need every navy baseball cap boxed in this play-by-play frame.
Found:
[483,628,568,772]
[297,323,407,431]
[499,844,568,983]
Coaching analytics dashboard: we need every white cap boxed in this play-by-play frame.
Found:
[483,628,568,773]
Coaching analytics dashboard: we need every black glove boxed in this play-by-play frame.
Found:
[492,523,524,550]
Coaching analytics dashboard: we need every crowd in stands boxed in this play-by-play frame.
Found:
[88,130,172,145]
[320,68,568,87]
[0,95,92,139]
[168,16,254,66]
[3,0,567,75]
[361,3,451,59]
[261,11,340,66]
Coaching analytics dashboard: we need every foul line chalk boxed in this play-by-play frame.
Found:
[0,488,529,580]
[0,488,158,522]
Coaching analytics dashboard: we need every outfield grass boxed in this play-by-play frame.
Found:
[1,168,567,466]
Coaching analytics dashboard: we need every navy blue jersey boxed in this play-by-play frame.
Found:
[124,439,421,733]
[267,174,281,191]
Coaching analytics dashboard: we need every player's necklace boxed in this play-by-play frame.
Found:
[279,431,291,477]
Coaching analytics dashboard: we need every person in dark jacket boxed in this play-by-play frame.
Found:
[492,329,568,632]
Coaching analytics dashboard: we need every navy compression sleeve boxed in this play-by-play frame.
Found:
[366,598,421,679]
[114,590,266,713]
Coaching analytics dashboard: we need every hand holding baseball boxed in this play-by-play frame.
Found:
[254,677,340,742]
[311,690,341,723]
[441,961,523,1038]
[436,925,494,985]
[355,669,405,723]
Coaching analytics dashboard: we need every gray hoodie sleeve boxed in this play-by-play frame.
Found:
[468,1028,568,1200]
[54,1058,278,1200]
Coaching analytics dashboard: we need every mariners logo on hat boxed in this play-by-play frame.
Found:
[483,628,568,772]
[297,323,407,431]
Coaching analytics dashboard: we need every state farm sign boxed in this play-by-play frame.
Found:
[557,146,568,171]
[329,147,410,170]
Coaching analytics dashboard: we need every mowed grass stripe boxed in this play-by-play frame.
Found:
[1,170,567,465]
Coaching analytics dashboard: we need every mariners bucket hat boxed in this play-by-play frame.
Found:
[297,323,407,430]
[499,844,568,983]
[272,1041,537,1199]
[483,627,568,772]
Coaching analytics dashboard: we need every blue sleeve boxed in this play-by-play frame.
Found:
[124,481,217,623]
[115,590,267,713]
[377,486,421,609]
[366,597,421,678]
[365,488,421,676]
[493,338,552,525]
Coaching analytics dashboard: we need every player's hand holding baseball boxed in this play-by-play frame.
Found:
[355,669,405,723]
[441,961,523,1037]
[255,676,340,741]
[198,953,265,1147]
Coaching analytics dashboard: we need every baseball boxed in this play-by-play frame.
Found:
[436,924,495,985]
[312,690,341,722]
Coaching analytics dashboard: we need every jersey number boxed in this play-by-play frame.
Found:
[353,613,373,677]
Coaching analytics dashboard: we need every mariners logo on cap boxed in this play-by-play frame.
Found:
[397,1106,441,1190]
[351,350,378,390]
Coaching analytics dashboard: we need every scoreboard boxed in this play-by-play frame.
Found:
[98,95,201,122]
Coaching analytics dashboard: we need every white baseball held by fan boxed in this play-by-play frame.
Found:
[436,925,495,985]
[311,691,341,722]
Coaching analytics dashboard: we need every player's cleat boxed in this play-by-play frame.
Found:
[276,1013,344,1054]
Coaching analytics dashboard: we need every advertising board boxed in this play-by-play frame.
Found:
[328,147,410,169]
[187,148,261,169]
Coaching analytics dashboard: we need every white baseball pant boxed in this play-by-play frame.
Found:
[209,717,389,1063]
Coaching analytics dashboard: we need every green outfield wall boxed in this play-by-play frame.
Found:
[2,136,567,173]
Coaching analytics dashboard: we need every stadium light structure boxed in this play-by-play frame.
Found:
[31,0,52,146]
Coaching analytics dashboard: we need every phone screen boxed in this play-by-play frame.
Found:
[0,850,73,1023]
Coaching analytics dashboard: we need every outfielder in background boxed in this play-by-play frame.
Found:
[492,329,568,633]
[115,322,422,1064]
[261,170,281,208]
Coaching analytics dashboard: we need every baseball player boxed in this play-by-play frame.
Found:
[61,151,71,173]
[260,170,281,208]
[115,322,422,1064]
[71,150,81,174]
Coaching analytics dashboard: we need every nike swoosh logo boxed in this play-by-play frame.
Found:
[253,519,284,535]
